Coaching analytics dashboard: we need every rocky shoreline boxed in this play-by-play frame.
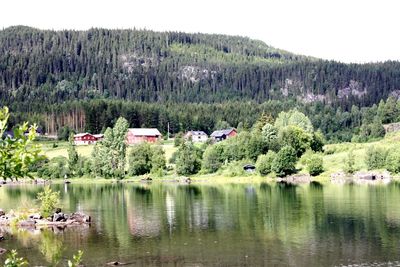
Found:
[0,208,91,230]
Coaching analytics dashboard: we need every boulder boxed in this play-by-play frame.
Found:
[70,212,91,223]
[278,174,311,184]
[53,212,65,222]
[29,213,42,220]
[18,219,36,228]
[55,208,62,214]
[107,262,127,266]
[0,209,5,217]
[0,248,6,255]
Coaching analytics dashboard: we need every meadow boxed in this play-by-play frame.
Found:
[36,131,400,182]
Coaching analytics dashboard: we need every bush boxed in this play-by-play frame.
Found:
[365,146,388,170]
[272,146,297,177]
[128,143,166,176]
[169,151,178,164]
[225,160,251,177]
[202,144,224,173]
[174,132,184,147]
[305,153,324,176]
[3,250,28,267]
[278,126,312,157]
[36,186,60,218]
[75,156,92,177]
[311,131,325,152]
[386,148,400,173]
[150,146,166,175]
[37,156,69,179]
[175,141,202,175]
[256,151,276,176]
[344,150,357,174]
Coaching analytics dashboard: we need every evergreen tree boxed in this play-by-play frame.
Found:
[67,133,79,176]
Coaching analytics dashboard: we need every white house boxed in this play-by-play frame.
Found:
[184,131,208,142]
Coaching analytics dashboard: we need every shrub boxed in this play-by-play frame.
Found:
[278,126,312,157]
[128,143,166,176]
[202,144,224,173]
[305,153,324,176]
[150,146,166,174]
[344,150,357,174]
[37,156,69,179]
[75,156,92,177]
[3,250,28,267]
[311,130,325,152]
[365,146,388,170]
[272,146,297,177]
[36,186,60,218]
[386,148,400,173]
[256,151,276,176]
[174,132,184,147]
[169,151,178,164]
[68,250,83,267]
[175,141,202,175]
[225,160,251,177]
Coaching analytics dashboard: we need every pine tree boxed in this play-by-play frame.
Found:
[67,133,79,176]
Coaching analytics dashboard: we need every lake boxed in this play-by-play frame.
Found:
[1,182,400,266]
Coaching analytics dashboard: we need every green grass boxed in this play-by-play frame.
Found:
[38,141,178,162]
[35,132,400,183]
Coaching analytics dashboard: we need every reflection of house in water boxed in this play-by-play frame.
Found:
[165,192,176,230]
[126,188,161,237]
[188,201,209,230]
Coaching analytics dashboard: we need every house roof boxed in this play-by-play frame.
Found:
[128,128,162,136]
[74,133,93,138]
[186,130,208,136]
[93,134,104,138]
[210,128,236,137]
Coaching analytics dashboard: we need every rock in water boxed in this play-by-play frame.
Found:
[0,248,6,255]
[0,209,4,217]
[107,261,127,266]
[53,212,65,222]
[18,219,36,228]
[70,212,91,223]
[29,213,42,220]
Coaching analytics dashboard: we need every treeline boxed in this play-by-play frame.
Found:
[1,26,400,108]
[8,97,400,143]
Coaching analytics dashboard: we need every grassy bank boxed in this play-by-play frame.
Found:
[33,133,400,184]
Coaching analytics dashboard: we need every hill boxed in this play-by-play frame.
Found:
[1,26,400,106]
[1,26,400,141]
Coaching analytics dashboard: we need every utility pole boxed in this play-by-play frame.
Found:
[167,122,170,140]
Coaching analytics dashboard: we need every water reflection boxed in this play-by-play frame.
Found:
[0,182,400,266]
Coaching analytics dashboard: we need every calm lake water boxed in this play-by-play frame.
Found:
[1,182,400,266]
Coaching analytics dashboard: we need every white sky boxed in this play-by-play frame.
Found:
[1,0,399,63]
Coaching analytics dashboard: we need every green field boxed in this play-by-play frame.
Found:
[36,133,400,181]
[39,140,178,162]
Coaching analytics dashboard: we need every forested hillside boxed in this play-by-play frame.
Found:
[2,26,400,141]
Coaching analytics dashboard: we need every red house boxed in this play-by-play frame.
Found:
[126,128,162,144]
[210,128,237,142]
[74,133,97,145]
[74,133,103,145]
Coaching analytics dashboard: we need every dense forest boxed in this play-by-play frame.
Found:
[2,26,400,141]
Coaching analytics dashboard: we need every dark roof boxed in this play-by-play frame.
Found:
[243,164,256,170]
[210,128,236,137]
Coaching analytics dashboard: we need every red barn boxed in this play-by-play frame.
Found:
[74,133,97,145]
[126,128,162,144]
[210,128,237,142]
